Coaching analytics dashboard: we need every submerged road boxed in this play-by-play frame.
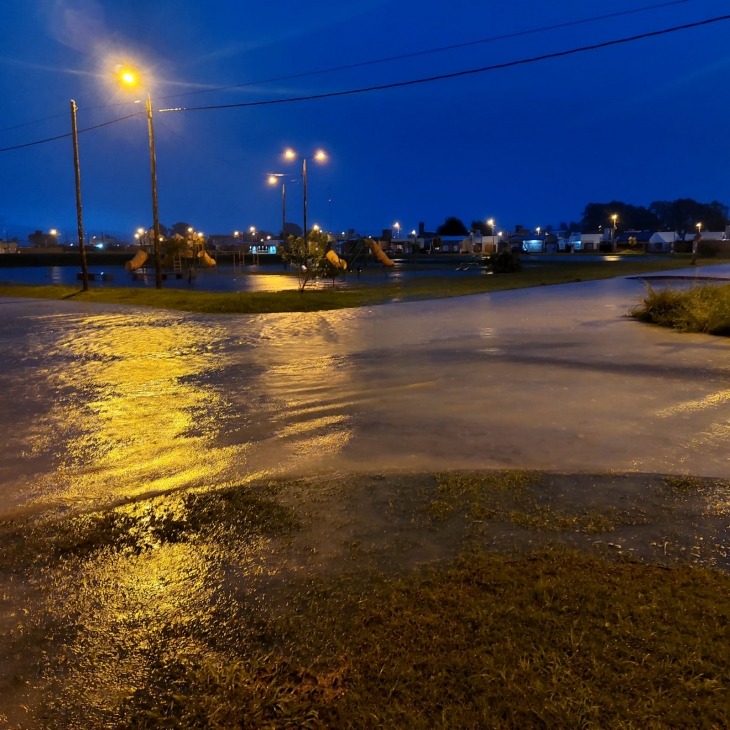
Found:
[1,265,728,519]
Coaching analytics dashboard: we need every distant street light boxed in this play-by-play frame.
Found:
[267,173,287,240]
[117,65,163,289]
[611,213,619,252]
[284,148,327,240]
[393,221,401,239]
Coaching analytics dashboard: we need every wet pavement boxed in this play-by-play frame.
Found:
[1,264,730,728]
[1,263,729,521]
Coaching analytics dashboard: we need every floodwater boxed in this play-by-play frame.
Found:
[2,265,730,728]
[1,266,729,520]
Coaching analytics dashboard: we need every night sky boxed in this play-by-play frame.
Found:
[2,0,729,241]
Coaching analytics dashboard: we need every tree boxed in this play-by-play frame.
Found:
[581,202,659,232]
[283,221,303,238]
[278,230,343,294]
[170,221,193,237]
[436,216,469,236]
[649,198,728,232]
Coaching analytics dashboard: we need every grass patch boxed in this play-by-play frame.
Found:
[630,283,730,336]
[0,258,702,314]
[0,483,299,567]
[4,471,730,728]
[119,547,730,729]
[429,471,618,534]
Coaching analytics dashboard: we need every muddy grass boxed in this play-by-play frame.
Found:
[0,470,729,728]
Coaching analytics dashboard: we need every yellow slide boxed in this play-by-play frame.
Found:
[198,251,216,267]
[369,241,394,266]
[125,249,148,271]
[326,249,347,270]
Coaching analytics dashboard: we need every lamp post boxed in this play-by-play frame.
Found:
[118,66,163,288]
[267,173,287,240]
[611,214,618,252]
[284,148,327,241]
[487,218,495,252]
[393,221,401,240]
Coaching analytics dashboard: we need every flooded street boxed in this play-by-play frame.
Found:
[1,270,729,520]
[1,270,730,727]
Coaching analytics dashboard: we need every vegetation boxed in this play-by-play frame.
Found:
[436,216,469,235]
[278,230,346,293]
[629,283,730,336]
[581,198,729,233]
[2,471,729,728]
[0,257,706,314]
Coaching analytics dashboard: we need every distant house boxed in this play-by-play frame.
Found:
[0,240,18,254]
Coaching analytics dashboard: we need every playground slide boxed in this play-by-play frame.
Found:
[198,251,216,267]
[325,249,347,270]
[369,241,394,266]
[125,249,148,271]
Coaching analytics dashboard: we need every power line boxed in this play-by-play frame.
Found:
[0,0,693,134]
[0,0,699,132]
[1,13,727,153]
[160,0,696,102]
[158,14,730,114]
[0,111,143,153]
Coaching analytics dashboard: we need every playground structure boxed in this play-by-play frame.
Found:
[125,236,217,276]
[125,249,148,271]
[326,249,348,270]
[197,250,216,267]
[368,241,394,266]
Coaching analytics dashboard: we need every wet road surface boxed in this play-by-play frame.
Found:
[1,265,730,728]
[1,265,729,520]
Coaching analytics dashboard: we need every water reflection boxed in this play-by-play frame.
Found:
[30,311,244,512]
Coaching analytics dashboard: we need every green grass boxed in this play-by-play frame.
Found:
[3,471,730,728]
[630,282,730,336]
[120,549,730,729]
[0,257,704,314]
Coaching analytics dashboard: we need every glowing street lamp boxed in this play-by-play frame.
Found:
[267,173,287,239]
[284,148,327,240]
[117,64,163,288]
[611,213,619,251]
[393,221,401,239]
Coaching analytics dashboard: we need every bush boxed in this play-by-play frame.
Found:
[490,249,522,273]
[630,283,730,335]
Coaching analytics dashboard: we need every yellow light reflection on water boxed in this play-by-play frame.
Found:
[35,313,244,509]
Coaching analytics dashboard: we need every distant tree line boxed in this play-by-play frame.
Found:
[435,198,728,239]
[580,198,728,233]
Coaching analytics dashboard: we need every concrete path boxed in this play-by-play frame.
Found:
[1,264,728,519]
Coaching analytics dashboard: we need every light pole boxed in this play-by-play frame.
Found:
[284,148,327,241]
[611,214,618,252]
[267,173,287,240]
[487,218,495,252]
[118,66,163,289]
[393,221,401,240]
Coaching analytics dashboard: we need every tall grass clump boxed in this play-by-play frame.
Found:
[630,283,730,336]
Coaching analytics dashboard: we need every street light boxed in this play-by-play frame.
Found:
[267,173,287,240]
[393,221,401,239]
[284,148,327,240]
[611,213,618,252]
[117,65,163,289]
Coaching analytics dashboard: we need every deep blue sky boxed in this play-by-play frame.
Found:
[2,0,729,241]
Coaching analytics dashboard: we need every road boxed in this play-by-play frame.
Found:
[1,265,728,520]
